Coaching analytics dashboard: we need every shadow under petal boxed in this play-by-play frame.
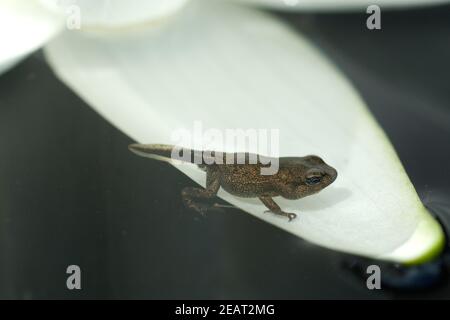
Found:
[289,187,352,212]
[223,187,352,213]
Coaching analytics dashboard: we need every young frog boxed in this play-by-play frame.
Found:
[129,144,337,221]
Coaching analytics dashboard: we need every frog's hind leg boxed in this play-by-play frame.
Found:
[181,168,221,216]
[259,196,297,222]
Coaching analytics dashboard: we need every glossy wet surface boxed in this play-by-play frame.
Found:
[1,5,450,299]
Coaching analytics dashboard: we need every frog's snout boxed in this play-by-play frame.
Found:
[328,167,338,183]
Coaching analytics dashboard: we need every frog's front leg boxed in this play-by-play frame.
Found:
[181,168,220,215]
[259,196,297,221]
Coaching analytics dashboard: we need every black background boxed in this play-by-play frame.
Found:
[1,4,450,299]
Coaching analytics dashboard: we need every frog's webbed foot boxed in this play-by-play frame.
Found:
[264,209,297,221]
[259,196,297,222]
[182,195,210,216]
[181,169,222,216]
[181,185,222,216]
[182,188,211,215]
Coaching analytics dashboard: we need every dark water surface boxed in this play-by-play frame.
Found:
[0,5,450,299]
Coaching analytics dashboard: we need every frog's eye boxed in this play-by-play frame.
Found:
[305,169,323,186]
[306,176,322,186]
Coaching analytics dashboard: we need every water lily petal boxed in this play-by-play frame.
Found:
[44,0,444,264]
[0,0,64,75]
[39,0,189,30]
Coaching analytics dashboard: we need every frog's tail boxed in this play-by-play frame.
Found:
[128,143,215,165]
[128,144,174,163]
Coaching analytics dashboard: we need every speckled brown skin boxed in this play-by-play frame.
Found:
[129,144,337,221]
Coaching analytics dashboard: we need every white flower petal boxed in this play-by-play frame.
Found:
[0,0,64,75]
[234,0,450,11]
[44,0,444,264]
[39,0,189,30]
